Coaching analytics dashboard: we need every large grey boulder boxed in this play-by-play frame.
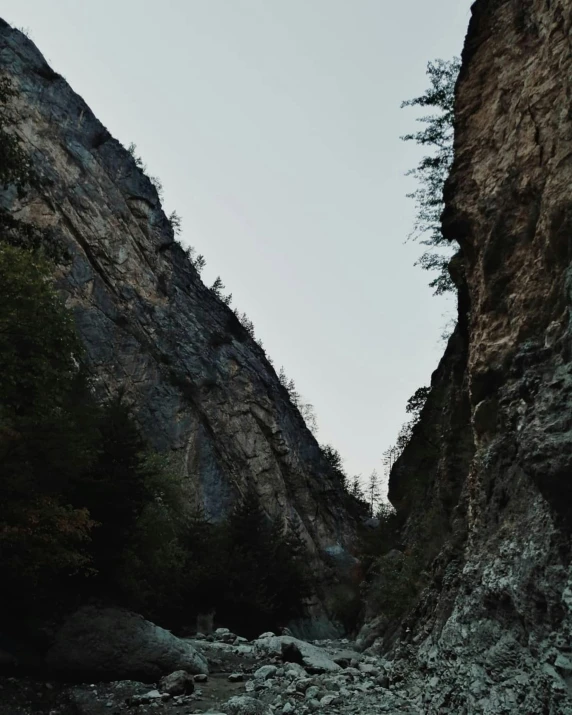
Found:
[46,606,208,681]
[254,635,340,674]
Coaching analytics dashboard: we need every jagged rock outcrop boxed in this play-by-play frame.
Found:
[368,0,572,712]
[0,19,358,589]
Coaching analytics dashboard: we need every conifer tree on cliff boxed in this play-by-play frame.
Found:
[402,58,460,294]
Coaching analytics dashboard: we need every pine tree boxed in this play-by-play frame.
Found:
[168,210,182,235]
[367,470,381,517]
[402,58,461,294]
[350,476,365,501]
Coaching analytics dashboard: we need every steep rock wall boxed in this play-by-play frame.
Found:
[378,1,572,712]
[0,20,358,577]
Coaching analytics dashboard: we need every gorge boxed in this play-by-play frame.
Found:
[3,1,572,713]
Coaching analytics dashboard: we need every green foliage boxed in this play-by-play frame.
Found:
[364,548,423,621]
[0,80,97,609]
[120,488,315,636]
[178,509,228,614]
[0,244,185,625]
[278,366,319,435]
[0,86,318,639]
[321,444,347,489]
[185,244,207,274]
[210,276,233,305]
[366,470,381,517]
[0,497,95,587]
[350,476,366,502]
[119,503,224,628]
[149,175,164,200]
[358,503,399,569]
[127,142,145,169]
[235,309,255,338]
[0,248,93,493]
[0,246,96,613]
[358,505,422,622]
[0,246,82,415]
[217,489,314,636]
[126,141,164,199]
[319,445,370,515]
[402,58,461,294]
[382,385,432,484]
[67,396,162,588]
[115,477,189,625]
[168,210,182,236]
[406,386,431,417]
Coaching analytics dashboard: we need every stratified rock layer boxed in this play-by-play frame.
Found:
[380,0,572,712]
[0,20,357,575]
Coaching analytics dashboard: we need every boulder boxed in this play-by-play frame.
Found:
[254,636,340,674]
[283,662,307,678]
[159,670,195,695]
[253,665,278,680]
[355,616,388,652]
[46,606,208,681]
[305,685,322,701]
[214,627,237,643]
[320,694,340,707]
[331,649,361,668]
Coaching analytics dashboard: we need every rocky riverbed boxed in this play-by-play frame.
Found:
[0,628,421,715]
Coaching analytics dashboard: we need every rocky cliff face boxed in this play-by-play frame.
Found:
[0,20,357,585]
[374,0,572,712]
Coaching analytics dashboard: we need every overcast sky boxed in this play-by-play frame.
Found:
[4,1,473,490]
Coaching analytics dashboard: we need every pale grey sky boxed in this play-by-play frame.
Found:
[4,1,472,488]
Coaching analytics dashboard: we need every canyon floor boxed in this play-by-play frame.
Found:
[0,629,421,715]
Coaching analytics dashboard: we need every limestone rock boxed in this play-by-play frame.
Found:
[159,670,195,696]
[320,693,340,707]
[253,665,277,680]
[283,662,307,678]
[254,636,340,674]
[355,616,388,652]
[0,19,359,592]
[46,606,208,681]
[372,0,572,712]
